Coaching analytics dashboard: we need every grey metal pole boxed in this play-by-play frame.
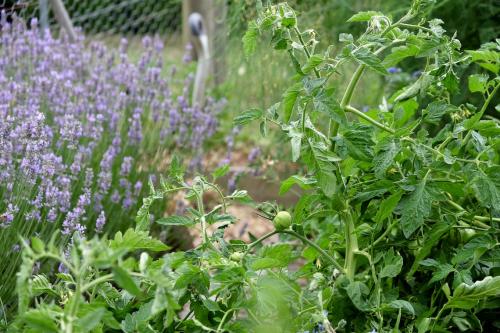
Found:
[48,0,76,41]
[39,0,49,32]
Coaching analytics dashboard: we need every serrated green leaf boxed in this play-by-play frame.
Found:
[472,120,500,137]
[313,90,347,126]
[471,166,500,211]
[408,222,450,277]
[429,263,455,284]
[243,20,259,58]
[380,248,403,278]
[346,281,370,311]
[336,123,374,161]
[251,258,283,270]
[374,191,402,223]
[373,138,400,178]
[399,179,435,238]
[252,244,294,271]
[423,101,459,123]
[347,11,383,22]
[448,276,500,309]
[351,47,387,75]
[279,175,315,195]
[76,307,106,332]
[156,215,196,227]
[389,300,415,315]
[22,308,59,332]
[112,266,142,297]
[234,108,263,126]
[302,55,323,74]
[282,83,302,123]
[307,139,339,197]
[383,44,419,67]
[109,229,169,252]
[467,49,499,74]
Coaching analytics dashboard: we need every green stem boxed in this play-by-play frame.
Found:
[330,23,401,140]
[244,229,344,273]
[81,273,113,293]
[341,210,358,280]
[437,136,453,152]
[330,65,366,139]
[432,304,448,331]
[446,199,497,227]
[65,278,81,333]
[293,27,320,79]
[461,81,500,149]
[194,189,209,245]
[193,187,219,253]
[281,230,345,272]
[345,105,395,133]
[397,23,436,35]
[302,102,308,133]
[364,220,398,251]
[205,182,227,213]
[217,308,236,332]
[354,250,377,283]
[174,309,194,330]
[402,137,486,164]
[474,216,500,224]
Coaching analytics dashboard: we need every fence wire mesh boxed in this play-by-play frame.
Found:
[1,0,182,35]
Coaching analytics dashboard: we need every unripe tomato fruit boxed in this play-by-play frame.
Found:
[273,211,292,230]
[459,228,476,243]
[230,252,244,262]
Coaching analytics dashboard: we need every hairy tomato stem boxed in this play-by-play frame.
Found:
[243,229,345,273]
[341,210,358,280]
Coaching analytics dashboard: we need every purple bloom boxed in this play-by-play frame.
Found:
[1,204,18,228]
[95,211,106,233]
[412,70,423,78]
[120,156,133,176]
[248,148,261,163]
[183,43,194,63]
[388,67,401,74]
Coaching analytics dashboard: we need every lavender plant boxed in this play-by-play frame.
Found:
[0,13,223,303]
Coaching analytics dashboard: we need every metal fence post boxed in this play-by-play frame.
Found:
[39,0,49,32]
[49,0,76,41]
[183,0,226,85]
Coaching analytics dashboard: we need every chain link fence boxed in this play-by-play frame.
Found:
[1,0,182,35]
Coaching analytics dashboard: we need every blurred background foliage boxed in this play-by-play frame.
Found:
[1,0,498,156]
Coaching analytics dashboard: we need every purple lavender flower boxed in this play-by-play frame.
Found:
[1,204,18,228]
[120,157,133,176]
[248,148,261,163]
[412,70,423,78]
[95,211,106,233]
[183,43,194,63]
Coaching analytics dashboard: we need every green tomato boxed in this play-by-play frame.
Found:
[459,228,476,243]
[273,211,292,230]
[230,252,244,262]
[408,239,421,257]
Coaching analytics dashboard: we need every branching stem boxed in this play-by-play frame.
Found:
[243,229,344,273]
